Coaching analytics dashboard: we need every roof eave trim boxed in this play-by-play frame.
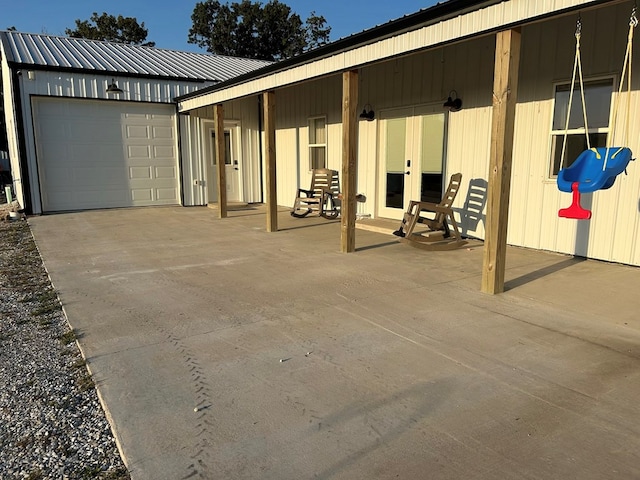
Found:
[175,0,496,102]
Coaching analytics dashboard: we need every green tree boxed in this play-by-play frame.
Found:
[305,11,331,51]
[65,12,155,46]
[188,0,331,61]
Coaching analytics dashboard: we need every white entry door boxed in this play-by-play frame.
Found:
[207,123,242,203]
[377,105,446,220]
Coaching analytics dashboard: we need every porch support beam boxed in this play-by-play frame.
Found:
[263,91,278,232]
[341,70,359,253]
[482,28,521,294]
[214,103,227,219]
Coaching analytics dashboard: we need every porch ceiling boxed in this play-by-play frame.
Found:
[177,0,615,111]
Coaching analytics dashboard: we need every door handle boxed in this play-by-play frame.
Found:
[405,171,410,175]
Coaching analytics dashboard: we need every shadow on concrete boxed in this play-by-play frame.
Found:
[278,219,341,231]
[313,379,454,480]
[504,256,586,291]
[355,240,401,252]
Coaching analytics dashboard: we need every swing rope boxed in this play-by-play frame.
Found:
[560,18,590,171]
[606,7,637,170]
[560,9,637,173]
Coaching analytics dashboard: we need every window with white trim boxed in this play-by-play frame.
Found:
[550,78,614,176]
[309,116,327,170]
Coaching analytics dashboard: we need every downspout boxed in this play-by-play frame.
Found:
[175,108,186,207]
[257,94,264,203]
[12,69,32,214]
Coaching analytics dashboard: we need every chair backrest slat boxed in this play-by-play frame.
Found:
[439,173,462,208]
[311,169,340,196]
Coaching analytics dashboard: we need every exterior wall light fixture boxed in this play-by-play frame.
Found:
[106,78,123,95]
[443,90,462,112]
[359,104,375,121]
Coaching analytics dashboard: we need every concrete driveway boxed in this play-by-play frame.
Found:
[29,206,640,479]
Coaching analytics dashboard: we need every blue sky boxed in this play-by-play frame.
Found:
[3,0,439,52]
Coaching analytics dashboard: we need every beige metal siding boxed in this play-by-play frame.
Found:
[1,53,24,206]
[510,4,640,265]
[180,114,206,206]
[259,35,496,222]
[178,0,606,111]
[183,97,262,205]
[359,36,496,231]
[275,78,342,208]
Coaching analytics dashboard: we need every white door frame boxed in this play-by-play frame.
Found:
[376,104,447,220]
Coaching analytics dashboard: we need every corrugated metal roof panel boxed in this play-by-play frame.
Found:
[0,31,271,82]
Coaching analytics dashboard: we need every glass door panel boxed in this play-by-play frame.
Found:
[378,105,446,219]
[419,111,445,203]
[385,117,407,209]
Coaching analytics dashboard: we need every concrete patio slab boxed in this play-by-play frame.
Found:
[29,206,640,479]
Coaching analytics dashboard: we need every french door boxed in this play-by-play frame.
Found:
[378,105,446,220]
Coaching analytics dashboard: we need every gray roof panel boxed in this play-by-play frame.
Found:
[0,31,272,82]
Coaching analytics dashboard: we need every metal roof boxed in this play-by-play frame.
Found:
[0,31,272,82]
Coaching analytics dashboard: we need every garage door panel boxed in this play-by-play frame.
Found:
[131,187,178,203]
[46,189,125,211]
[152,126,173,139]
[75,167,128,186]
[156,188,178,200]
[153,145,175,159]
[131,189,153,201]
[128,145,151,159]
[37,122,68,143]
[34,98,179,212]
[155,166,177,179]
[126,125,151,139]
[74,189,128,206]
[69,144,125,163]
[38,142,69,162]
[130,167,152,179]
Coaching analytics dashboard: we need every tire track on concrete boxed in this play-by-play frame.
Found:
[61,278,216,479]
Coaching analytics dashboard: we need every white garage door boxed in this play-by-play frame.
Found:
[34,97,180,212]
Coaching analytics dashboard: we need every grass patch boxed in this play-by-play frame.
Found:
[25,469,43,480]
[58,329,78,345]
[16,434,34,448]
[99,466,131,479]
[72,358,87,369]
[31,302,60,317]
[77,373,95,392]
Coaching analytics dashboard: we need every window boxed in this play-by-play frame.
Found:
[550,78,613,176]
[309,117,326,170]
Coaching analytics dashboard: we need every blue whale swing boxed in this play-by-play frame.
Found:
[557,11,637,220]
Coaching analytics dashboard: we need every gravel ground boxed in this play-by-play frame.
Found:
[0,217,130,479]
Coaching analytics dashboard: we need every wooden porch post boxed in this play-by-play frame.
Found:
[341,70,359,253]
[214,103,227,218]
[481,28,521,294]
[263,91,278,232]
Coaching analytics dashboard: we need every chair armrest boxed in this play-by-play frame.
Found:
[297,188,314,197]
[416,202,453,215]
[416,202,439,212]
